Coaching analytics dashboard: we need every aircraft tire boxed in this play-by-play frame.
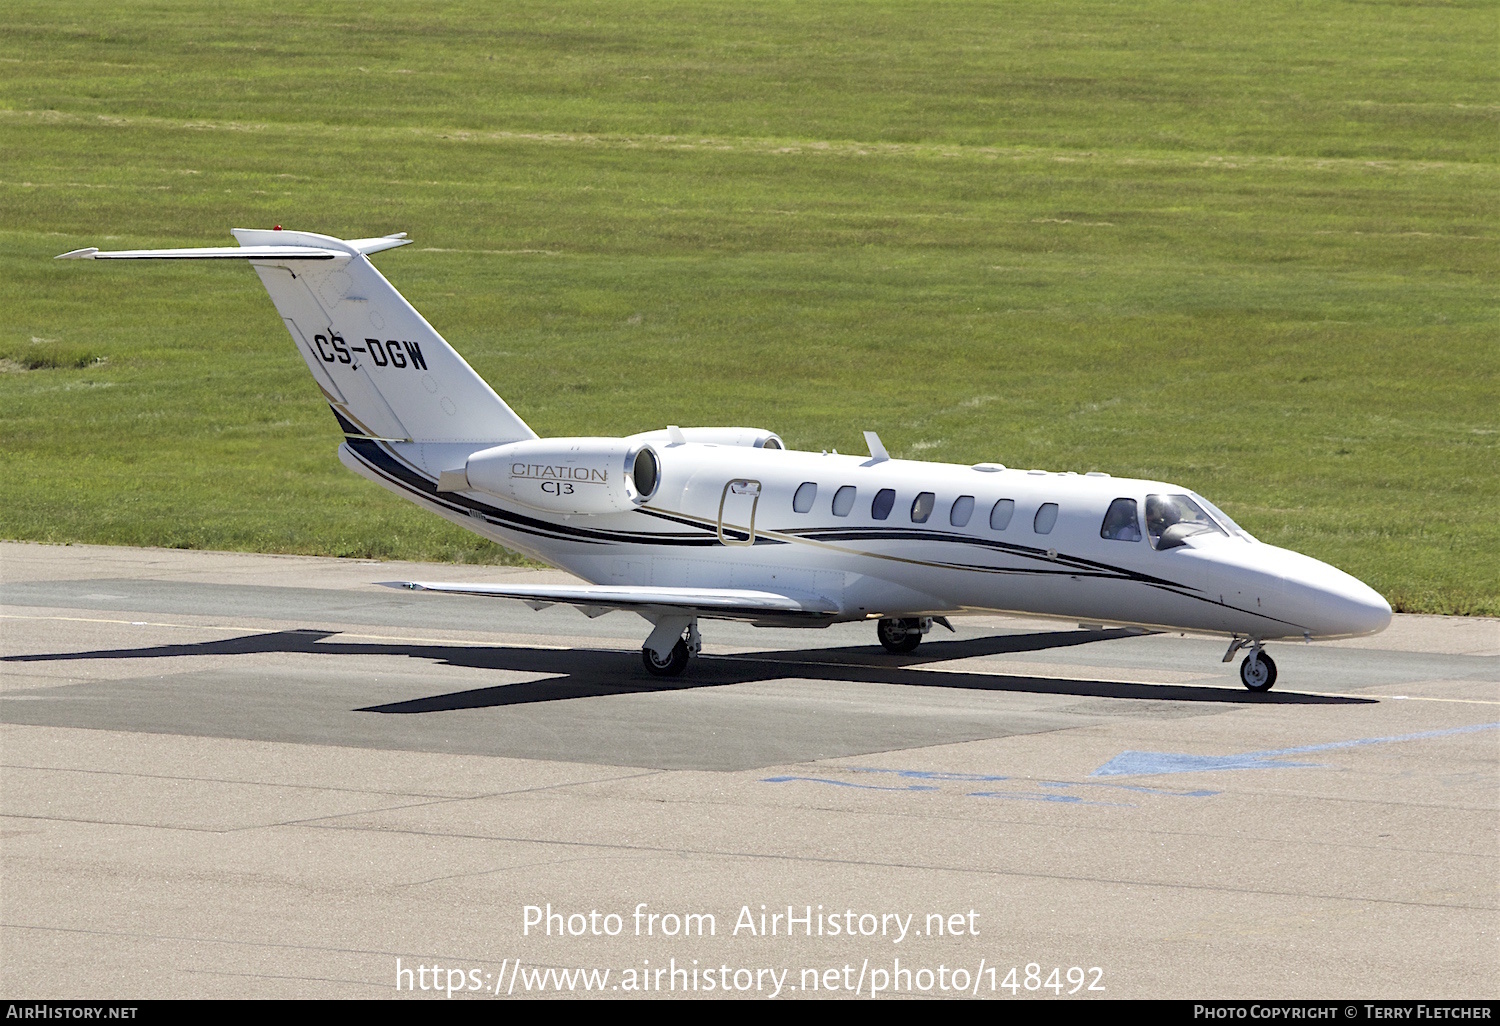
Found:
[877,618,923,654]
[642,638,691,677]
[1239,651,1277,692]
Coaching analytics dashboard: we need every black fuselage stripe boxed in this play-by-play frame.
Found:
[346,442,606,545]
[348,439,720,547]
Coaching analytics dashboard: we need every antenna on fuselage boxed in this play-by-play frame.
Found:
[863,431,890,463]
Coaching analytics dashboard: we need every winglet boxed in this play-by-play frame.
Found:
[863,431,890,462]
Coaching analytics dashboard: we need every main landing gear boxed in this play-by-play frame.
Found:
[877,617,925,654]
[1224,637,1277,692]
[641,617,701,678]
[876,616,953,654]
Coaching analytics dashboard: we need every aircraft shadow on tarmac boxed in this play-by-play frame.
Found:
[3,627,1374,710]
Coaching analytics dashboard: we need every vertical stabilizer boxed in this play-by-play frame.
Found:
[58,228,536,445]
[234,230,535,444]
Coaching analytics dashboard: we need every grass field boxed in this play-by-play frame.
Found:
[1,1,1495,614]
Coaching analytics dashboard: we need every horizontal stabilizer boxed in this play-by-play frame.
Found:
[55,233,412,261]
[379,581,839,620]
[57,245,343,261]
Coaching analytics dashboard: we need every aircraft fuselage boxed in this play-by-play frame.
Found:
[342,436,1392,644]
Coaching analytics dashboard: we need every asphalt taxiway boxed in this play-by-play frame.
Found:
[2,542,1496,998]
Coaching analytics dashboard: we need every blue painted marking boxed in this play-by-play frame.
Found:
[769,768,1220,800]
[1092,783,1220,798]
[1039,779,1221,797]
[968,790,1134,807]
[1091,752,1322,776]
[1091,722,1500,778]
[761,776,940,792]
[847,767,1011,782]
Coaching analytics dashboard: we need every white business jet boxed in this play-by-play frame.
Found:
[59,229,1391,690]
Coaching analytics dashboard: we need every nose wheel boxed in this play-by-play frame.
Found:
[1239,650,1277,692]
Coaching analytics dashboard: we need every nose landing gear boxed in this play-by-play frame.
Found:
[1224,637,1277,691]
[1239,649,1277,691]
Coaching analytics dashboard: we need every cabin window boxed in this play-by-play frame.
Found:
[832,485,857,517]
[1034,502,1059,534]
[1100,497,1141,541]
[793,481,817,513]
[950,494,975,527]
[1145,493,1227,550]
[989,498,1015,530]
[871,488,896,521]
[910,492,935,523]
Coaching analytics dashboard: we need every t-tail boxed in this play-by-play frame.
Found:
[58,229,536,447]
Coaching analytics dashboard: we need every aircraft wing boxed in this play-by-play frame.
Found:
[378,581,841,622]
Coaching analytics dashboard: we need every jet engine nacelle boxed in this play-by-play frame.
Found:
[454,437,660,515]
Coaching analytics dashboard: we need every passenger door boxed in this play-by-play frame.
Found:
[717,479,762,546]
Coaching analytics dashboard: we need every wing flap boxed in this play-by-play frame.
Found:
[378,581,839,619]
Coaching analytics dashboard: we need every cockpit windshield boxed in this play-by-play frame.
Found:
[1145,493,1228,550]
[1188,491,1257,542]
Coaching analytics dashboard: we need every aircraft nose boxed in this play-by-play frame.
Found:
[1321,578,1392,637]
[1284,558,1392,638]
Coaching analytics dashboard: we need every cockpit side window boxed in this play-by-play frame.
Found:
[831,485,856,517]
[1189,491,1256,541]
[1145,493,1228,550]
[793,481,817,513]
[1100,498,1141,541]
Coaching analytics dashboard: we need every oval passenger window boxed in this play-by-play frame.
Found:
[831,485,856,517]
[950,495,975,527]
[793,481,817,513]
[1034,502,1058,534]
[989,498,1015,531]
[910,492,935,523]
[871,489,896,521]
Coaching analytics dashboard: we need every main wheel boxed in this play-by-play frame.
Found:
[877,617,923,654]
[1239,651,1277,692]
[642,638,691,677]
